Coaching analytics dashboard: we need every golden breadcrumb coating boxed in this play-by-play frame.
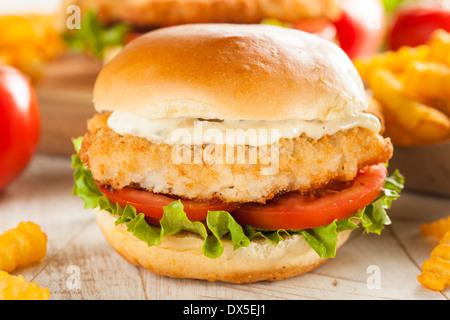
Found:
[79,113,393,203]
[67,0,341,27]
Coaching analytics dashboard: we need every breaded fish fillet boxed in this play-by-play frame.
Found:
[79,113,393,203]
[67,0,340,27]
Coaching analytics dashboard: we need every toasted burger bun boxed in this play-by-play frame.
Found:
[93,24,367,122]
[95,209,353,283]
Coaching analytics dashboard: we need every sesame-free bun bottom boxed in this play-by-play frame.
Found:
[94,209,353,283]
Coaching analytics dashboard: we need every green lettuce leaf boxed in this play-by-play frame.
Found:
[244,216,360,258]
[63,9,130,59]
[71,137,103,209]
[206,210,251,255]
[72,137,403,259]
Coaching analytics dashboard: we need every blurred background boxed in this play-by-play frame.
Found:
[0,0,449,196]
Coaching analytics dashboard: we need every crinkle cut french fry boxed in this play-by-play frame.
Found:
[402,61,450,118]
[421,216,450,239]
[386,45,430,71]
[368,68,450,143]
[383,114,425,146]
[353,45,430,80]
[0,271,49,300]
[0,222,47,272]
[429,29,450,67]
[403,61,450,101]
[417,232,450,291]
[417,271,449,292]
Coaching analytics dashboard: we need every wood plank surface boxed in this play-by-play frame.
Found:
[34,54,102,155]
[0,153,448,300]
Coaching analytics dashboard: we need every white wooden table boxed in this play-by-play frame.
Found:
[1,153,449,300]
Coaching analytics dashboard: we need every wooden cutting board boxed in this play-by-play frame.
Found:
[35,53,102,155]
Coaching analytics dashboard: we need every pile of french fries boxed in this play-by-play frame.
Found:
[0,15,65,82]
[418,216,450,292]
[354,29,450,146]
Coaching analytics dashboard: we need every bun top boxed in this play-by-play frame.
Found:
[93,24,367,121]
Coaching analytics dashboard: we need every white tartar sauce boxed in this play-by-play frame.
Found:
[106,110,381,146]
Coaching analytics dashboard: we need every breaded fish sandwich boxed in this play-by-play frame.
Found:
[72,24,403,283]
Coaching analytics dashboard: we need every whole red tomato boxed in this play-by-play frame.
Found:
[389,4,450,50]
[334,0,387,59]
[0,65,40,192]
[291,0,386,59]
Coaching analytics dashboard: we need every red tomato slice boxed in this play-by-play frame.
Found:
[231,164,387,230]
[98,185,241,224]
[98,164,386,230]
